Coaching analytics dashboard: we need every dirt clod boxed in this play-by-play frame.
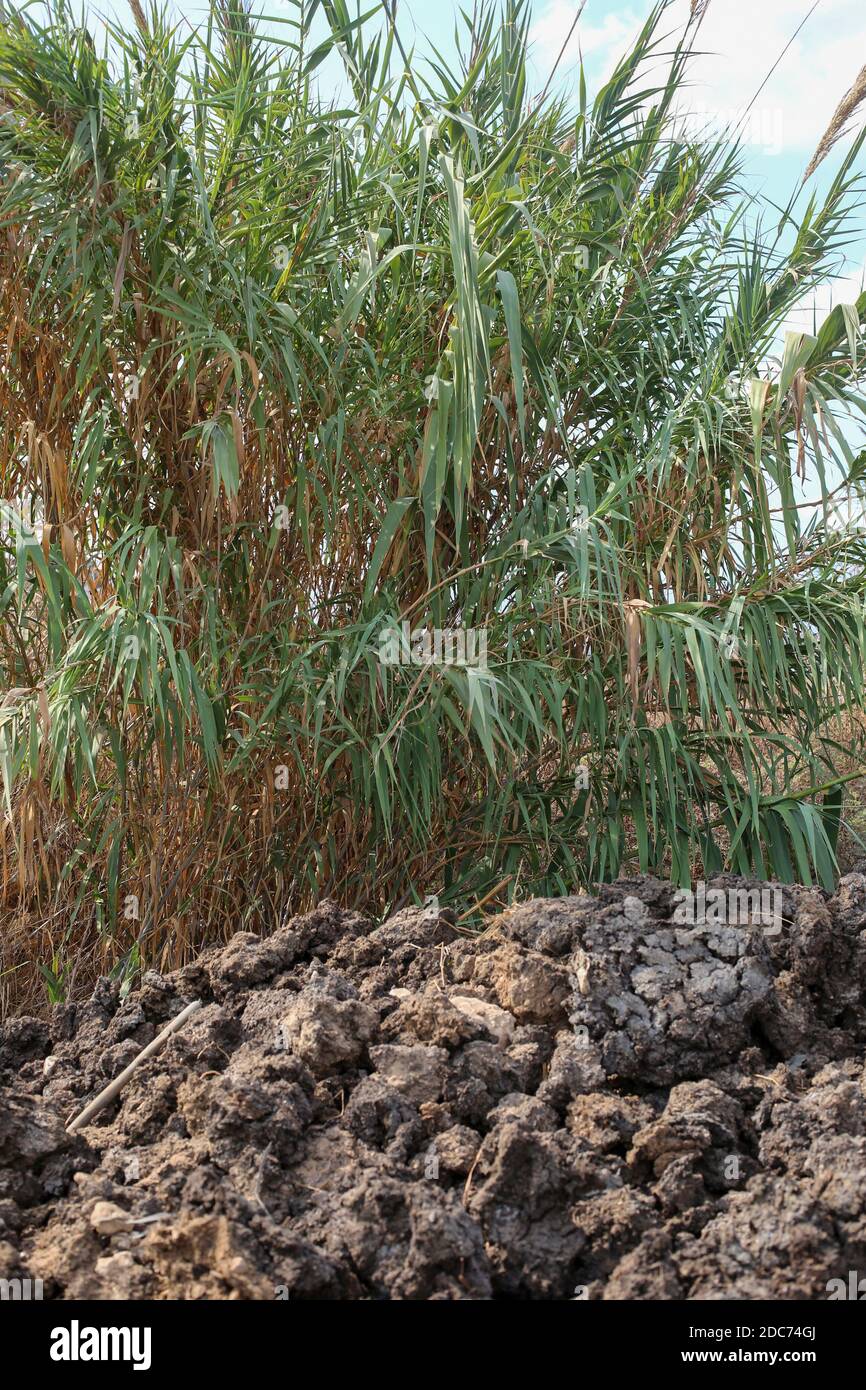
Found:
[2,875,866,1299]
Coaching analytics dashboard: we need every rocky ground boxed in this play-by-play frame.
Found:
[2,874,866,1300]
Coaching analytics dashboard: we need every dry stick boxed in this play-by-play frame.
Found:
[456,874,514,924]
[65,999,202,1134]
[462,1147,483,1207]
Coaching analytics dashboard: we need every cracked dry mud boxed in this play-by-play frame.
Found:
[2,874,866,1300]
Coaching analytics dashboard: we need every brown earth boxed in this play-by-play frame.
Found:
[2,874,866,1300]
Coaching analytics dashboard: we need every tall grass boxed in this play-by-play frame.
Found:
[1,0,866,1009]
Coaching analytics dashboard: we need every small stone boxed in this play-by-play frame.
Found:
[448,994,516,1044]
[91,1201,134,1236]
[369,1044,448,1105]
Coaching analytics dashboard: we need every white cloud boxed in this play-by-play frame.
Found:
[530,3,645,88]
[530,4,642,68]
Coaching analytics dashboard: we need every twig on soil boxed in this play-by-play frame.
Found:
[456,875,513,924]
[254,1141,274,1218]
[462,1149,483,1207]
[65,999,203,1133]
[754,1072,788,1091]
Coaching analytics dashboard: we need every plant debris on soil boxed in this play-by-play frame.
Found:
[3,874,866,1301]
